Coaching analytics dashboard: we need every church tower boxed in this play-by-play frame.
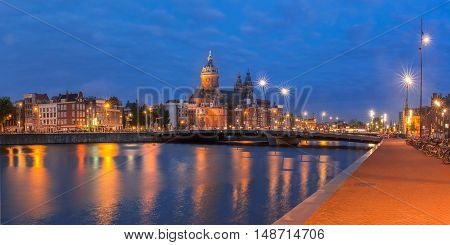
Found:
[234,72,243,92]
[200,51,219,90]
[243,69,254,101]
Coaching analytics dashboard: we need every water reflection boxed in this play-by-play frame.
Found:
[139,144,161,224]
[93,144,121,225]
[231,147,251,222]
[1,143,369,225]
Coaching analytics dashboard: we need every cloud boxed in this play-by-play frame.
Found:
[191,7,225,20]
[240,24,257,34]
[2,34,16,46]
[148,9,175,23]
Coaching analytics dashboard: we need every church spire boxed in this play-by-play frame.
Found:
[207,50,213,65]
[234,72,243,91]
[244,69,252,86]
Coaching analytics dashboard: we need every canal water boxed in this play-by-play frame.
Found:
[1,142,370,225]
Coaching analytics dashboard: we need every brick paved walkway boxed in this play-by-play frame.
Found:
[285,139,450,225]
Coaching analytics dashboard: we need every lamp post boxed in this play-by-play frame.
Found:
[258,78,268,101]
[148,106,153,131]
[144,110,148,131]
[33,105,39,132]
[443,108,447,138]
[419,18,431,137]
[104,102,110,131]
[402,73,413,109]
[400,68,414,135]
[280,87,290,109]
[441,109,446,136]
[280,87,290,127]
[18,102,23,132]
[257,79,269,129]
[432,99,442,137]
[128,113,133,130]
[369,110,375,132]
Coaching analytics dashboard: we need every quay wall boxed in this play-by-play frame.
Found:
[0,133,158,145]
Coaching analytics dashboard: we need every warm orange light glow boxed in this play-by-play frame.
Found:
[434,100,441,107]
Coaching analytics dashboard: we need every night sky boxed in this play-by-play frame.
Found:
[1,0,449,121]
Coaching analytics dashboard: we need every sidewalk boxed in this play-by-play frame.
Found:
[284,139,450,225]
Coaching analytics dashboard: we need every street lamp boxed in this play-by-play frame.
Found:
[279,87,290,114]
[432,99,442,136]
[441,109,447,136]
[17,102,23,132]
[419,18,431,137]
[401,69,414,134]
[433,99,441,108]
[321,111,326,122]
[280,87,290,97]
[258,78,268,101]
[401,69,414,112]
[143,110,148,131]
[104,102,110,130]
[147,106,153,131]
[369,110,375,132]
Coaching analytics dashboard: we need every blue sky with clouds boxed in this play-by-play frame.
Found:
[1,0,449,121]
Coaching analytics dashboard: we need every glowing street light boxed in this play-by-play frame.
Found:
[441,109,447,134]
[280,87,290,97]
[321,111,326,122]
[258,79,268,88]
[422,34,431,46]
[369,110,375,132]
[148,106,153,130]
[400,67,415,111]
[258,78,268,101]
[279,87,290,114]
[434,99,441,108]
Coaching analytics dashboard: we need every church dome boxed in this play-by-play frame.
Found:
[201,50,218,75]
[200,50,219,90]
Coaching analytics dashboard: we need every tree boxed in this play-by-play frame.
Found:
[124,101,169,129]
[153,103,169,128]
[0,97,15,132]
[106,96,122,107]
[348,119,365,129]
